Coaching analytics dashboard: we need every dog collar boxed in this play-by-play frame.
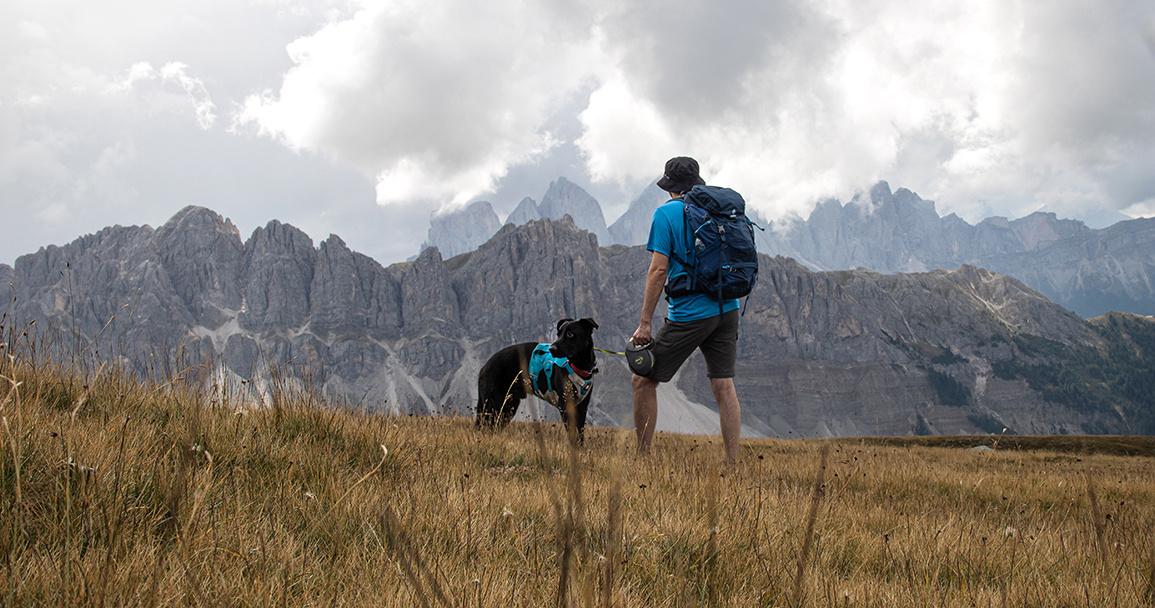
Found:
[569,363,594,379]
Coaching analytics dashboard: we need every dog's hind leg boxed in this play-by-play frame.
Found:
[476,376,507,429]
[475,378,493,428]
[477,371,527,430]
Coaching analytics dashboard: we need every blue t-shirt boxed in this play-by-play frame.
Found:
[647,199,740,322]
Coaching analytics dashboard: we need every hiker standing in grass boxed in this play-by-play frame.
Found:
[631,156,758,463]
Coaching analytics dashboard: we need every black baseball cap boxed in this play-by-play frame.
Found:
[656,156,706,194]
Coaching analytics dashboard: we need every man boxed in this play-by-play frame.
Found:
[631,156,742,462]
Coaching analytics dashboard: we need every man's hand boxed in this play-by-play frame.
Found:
[632,320,653,346]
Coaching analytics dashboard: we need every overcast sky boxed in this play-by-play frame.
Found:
[3,0,1154,267]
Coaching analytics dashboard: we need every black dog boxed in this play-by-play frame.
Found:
[476,318,599,444]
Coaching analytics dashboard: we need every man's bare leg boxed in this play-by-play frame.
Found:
[632,375,659,454]
[710,377,741,462]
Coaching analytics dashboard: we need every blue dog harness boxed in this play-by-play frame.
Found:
[527,343,594,410]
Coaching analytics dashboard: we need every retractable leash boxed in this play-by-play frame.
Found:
[594,339,655,377]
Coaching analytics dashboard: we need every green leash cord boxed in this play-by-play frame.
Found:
[598,341,656,376]
[594,341,655,376]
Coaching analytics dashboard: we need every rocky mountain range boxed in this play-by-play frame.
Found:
[3,207,1153,437]
[432,178,1155,318]
[755,182,1155,318]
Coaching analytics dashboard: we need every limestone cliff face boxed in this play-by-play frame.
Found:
[452,218,605,342]
[154,207,245,329]
[710,260,1113,438]
[401,247,459,338]
[309,235,401,341]
[10,223,195,357]
[240,220,317,334]
[3,206,1151,436]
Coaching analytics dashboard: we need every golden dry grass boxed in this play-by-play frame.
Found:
[1,349,1154,607]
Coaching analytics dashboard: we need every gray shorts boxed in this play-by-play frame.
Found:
[647,309,739,383]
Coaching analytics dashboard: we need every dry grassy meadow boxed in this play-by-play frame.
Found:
[1,342,1154,607]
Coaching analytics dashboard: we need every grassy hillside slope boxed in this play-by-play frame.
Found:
[1,351,1153,607]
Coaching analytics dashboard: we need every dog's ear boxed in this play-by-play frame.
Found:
[557,318,574,334]
[579,318,599,331]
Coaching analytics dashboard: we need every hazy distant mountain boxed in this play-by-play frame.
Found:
[502,177,610,243]
[422,200,501,259]
[504,196,540,226]
[4,207,1153,437]
[761,182,1155,317]
[535,177,610,243]
[607,180,668,246]
[423,177,614,261]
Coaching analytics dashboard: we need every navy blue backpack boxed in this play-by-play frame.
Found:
[665,185,762,310]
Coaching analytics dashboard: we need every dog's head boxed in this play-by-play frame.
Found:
[549,317,599,359]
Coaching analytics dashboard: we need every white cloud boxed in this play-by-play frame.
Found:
[0,0,368,264]
[571,0,1155,223]
[159,62,218,129]
[576,76,675,185]
[104,62,218,128]
[3,0,1155,268]
[240,0,607,209]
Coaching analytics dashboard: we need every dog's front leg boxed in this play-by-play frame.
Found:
[559,389,588,447]
[572,394,590,446]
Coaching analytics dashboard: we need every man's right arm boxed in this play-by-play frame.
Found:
[632,251,669,345]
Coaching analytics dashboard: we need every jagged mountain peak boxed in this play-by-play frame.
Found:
[536,177,609,243]
[504,196,539,226]
[245,218,314,252]
[321,233,348,249]
[160,205,240,236]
